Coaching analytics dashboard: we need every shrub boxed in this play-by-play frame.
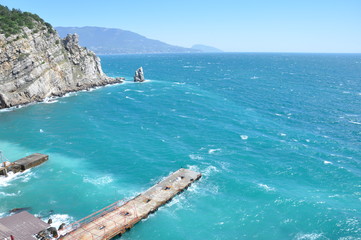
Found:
[0,4,54,37]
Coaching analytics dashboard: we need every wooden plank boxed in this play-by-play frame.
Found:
[0,211,50,240]
[59,168,201,240]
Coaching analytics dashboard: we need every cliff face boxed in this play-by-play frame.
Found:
[0,26,122,109]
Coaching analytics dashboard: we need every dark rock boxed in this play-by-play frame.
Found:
[58,223,66,230]
[9,207,32,214]
[47,227,58,238]
[134,67,145,82]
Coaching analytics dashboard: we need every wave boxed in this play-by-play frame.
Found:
[0,170,34,187]
[0,82,124,112]
[189,154,203,160]
[208,148,221,154]
[294,233,324,240]
[187,165,219,177]
[240,135,249,140]
[0,190,21,197]
[258,183,275,192]
[125,96,135,101]
[124,89,144,93]
[83,175,114,186]
[43,97,59,104]
[47,213,74,230]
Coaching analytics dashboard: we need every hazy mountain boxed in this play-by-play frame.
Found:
[55,26,200,54]
[191,44,223,53]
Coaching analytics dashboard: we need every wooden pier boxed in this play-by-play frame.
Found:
[59,168,201,240]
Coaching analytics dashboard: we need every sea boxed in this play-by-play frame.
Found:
[0,53,360,240]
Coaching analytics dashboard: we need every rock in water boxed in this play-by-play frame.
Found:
[134,67,145,82]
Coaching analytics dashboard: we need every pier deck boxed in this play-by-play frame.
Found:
[0,153,48,176]
[59,168,201,240]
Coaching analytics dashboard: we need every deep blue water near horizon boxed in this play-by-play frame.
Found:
[0,53,360,240]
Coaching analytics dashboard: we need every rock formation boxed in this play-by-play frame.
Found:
[0,25,123,109]
[134,67,145,82]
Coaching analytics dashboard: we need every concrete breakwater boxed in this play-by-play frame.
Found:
[0,153,48,177]
[59,168,201,240]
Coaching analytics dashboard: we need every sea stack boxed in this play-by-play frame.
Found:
[134,67,145,82]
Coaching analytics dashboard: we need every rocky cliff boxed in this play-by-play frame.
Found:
[0,23,123,109]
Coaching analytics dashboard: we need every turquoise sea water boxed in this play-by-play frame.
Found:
[0,53,360,239]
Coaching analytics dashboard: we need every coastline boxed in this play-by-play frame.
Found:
[0,78,125,112]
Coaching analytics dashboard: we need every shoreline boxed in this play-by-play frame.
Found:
[0,79,125,112]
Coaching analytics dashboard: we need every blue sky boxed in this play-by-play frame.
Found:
[1,0,361,53]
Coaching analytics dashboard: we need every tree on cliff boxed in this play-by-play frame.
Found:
[0,4,54,37]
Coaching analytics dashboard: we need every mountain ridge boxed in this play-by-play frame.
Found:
[56,26,200,55]
[192,44,223,53]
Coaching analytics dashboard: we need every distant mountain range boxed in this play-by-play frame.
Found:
[55,26,197,54]
[191,44,223,53]
[55,26,222,54]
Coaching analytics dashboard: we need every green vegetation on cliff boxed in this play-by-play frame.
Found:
[0,5,54,37]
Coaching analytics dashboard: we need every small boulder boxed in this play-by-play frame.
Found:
[134,67,145,82]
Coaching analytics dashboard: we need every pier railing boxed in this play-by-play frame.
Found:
[62,198,140,240]
[59,169,201,240]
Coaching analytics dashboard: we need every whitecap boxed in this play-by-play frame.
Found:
[187,165,219,177]
[20,171,35,183]
[125,96,135,100]
[280,133,287,137]
[41,214,74,235]
[349,121,361,125]
[40,129,44,133]
[124,89,144,93]
[43,97,58,104]
[323,161,332,165]
[0,190,21,197]
[294,233,324,240]
[240,135,248,140]
[208,148,221,154]
[203,166,220,176]
[49,214,74,228]
[178,115,191,119]
[258,183,275,192]
[83,175,113,185]
[189,154,203,160]
[250,76,259,79]
[0,170,33,187]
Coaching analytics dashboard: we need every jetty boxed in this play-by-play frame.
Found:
[0,152,48,177]
[59,168,201,240]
